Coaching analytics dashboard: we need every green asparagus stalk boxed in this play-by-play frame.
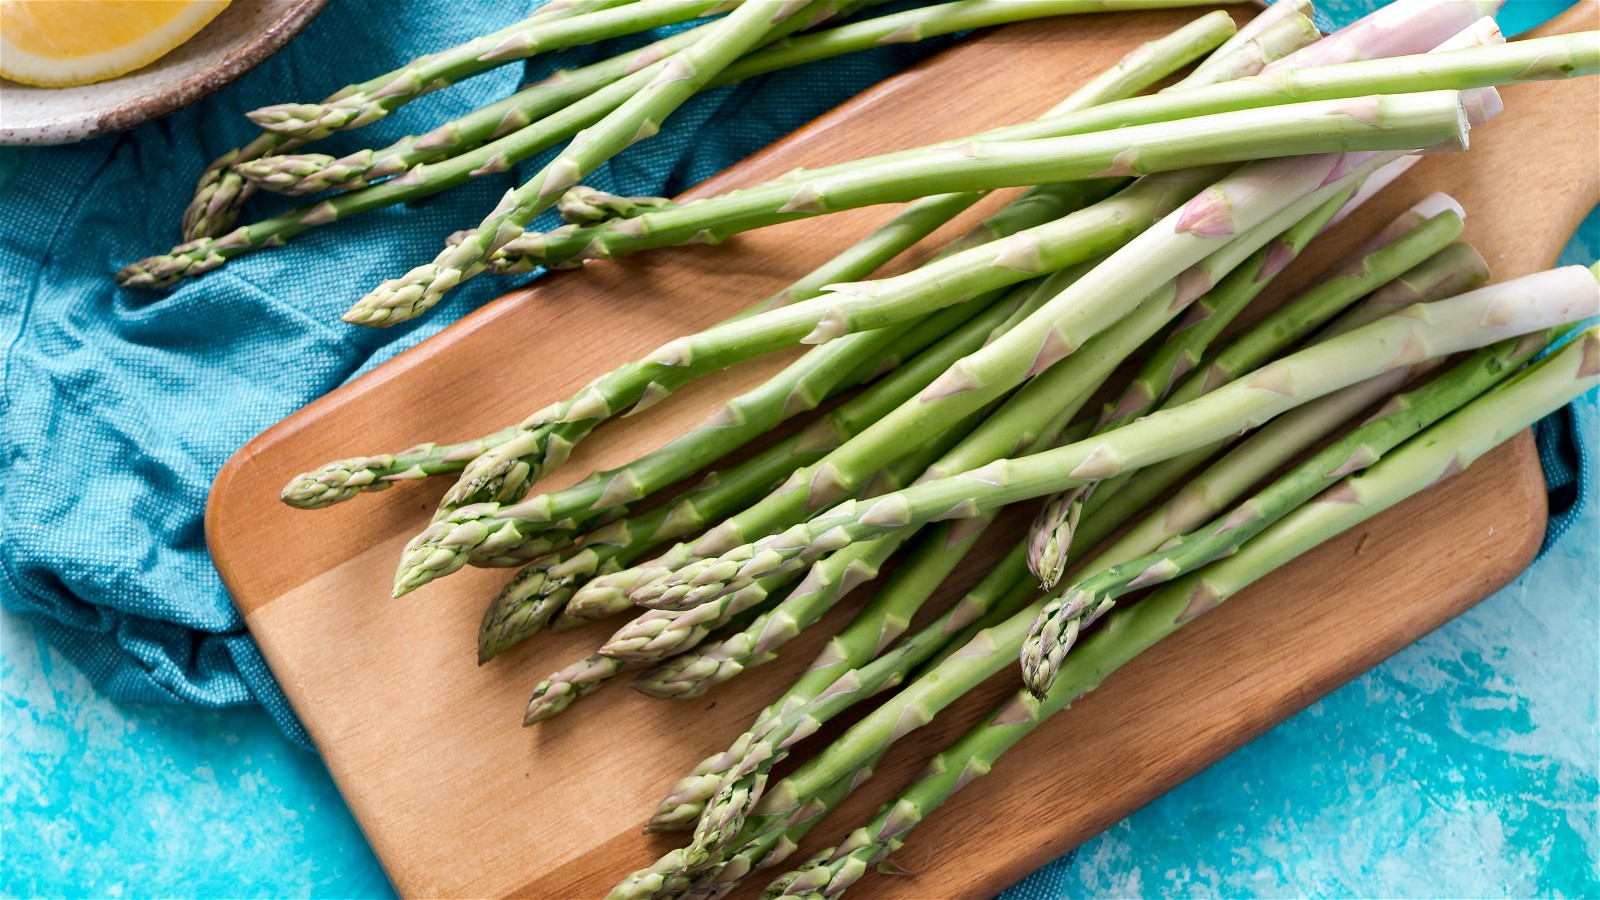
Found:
[1167,0,1317,89]
[643,406,1094,832]
[443,181,1121,522]
[480,422,855,659]
[629,529,907,700]
[1325,240,1492,333]
[171,0,615,240]
[522,572,787,725]
[556,185,676,225]
[405,90,1468,293]
[441,24,1222,515]
[280,426,525,510]
[1022,323,1563,696]
[1026,192,1468,585]
[762,322,1600,900]
[126,0,812,292]
[632,384,1087,698]
[249,0,725,140]
[698,371,1392,865]
[121,60,674,288]
[557,280,1065,619]
[482,7,1278,277]
[645,267,1599,602]
[1073,237,1492,550]
[1072,198,1483,534]
[1178,206,1468,401]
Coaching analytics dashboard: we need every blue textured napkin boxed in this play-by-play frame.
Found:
[0,0,959,745]
[0,0,1589,756]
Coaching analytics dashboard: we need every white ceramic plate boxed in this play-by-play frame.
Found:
[0,0,327,146]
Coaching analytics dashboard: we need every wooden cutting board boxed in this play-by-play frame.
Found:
[207,4,1599,898]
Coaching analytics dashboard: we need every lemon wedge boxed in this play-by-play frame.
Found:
[0,0,231,88]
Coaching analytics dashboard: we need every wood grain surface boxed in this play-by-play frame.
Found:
[207,4,1599,897]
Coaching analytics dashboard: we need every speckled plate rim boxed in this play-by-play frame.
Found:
[0,0,328,146]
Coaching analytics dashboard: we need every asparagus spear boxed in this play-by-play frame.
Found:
[1166,0,1317,89]
[171,0,610,240]
[611,750,885,900]
[550,20,1256,623]
[629,529,908,700]
[1072,198,1486,533]
[1022,324,1563,696]
[644,406,1092,830]
[557,280,1064,619]
[280,426,526,510]
[1325,240,1493,333]
[1027,195,1469,585]
[667,363,1388,845]
[480,6,1299,276]
[761,323,1600,900]
[249,0,727,140]
[523,573,787,725]
[556,186,676,225]
[598,409,986,664]
[415,90,1468,291]
[548,10,1319,614]
[126,0,813,292]
[1262,0,1503,74]
[641,267,1599,603]
[136,3,1230,282]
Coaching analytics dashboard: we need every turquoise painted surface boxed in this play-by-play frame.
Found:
[3,2,1596,897]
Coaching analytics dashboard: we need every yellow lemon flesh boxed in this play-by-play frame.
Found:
[0,0,232,88]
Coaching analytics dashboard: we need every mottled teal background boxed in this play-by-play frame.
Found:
[3,2,1595,897]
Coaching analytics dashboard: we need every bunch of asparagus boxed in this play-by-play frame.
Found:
[274,1,1600,896]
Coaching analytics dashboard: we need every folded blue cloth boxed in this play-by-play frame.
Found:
[0,0,959,745]
[0,0,1589,755]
